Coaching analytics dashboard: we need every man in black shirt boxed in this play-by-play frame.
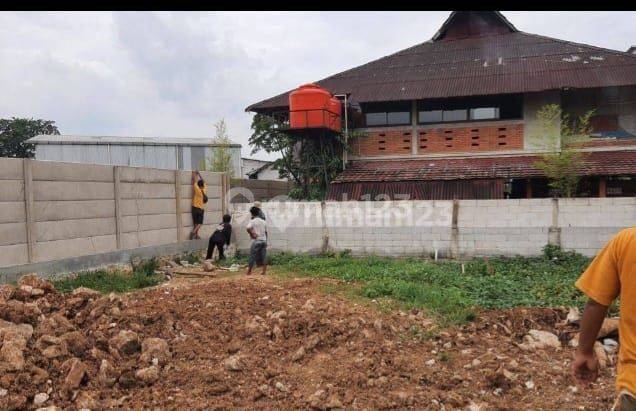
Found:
[206,214,232,260]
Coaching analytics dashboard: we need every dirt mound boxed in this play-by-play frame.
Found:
[0,274,616,410]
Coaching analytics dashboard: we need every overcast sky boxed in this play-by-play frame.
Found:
[1,11,635,160]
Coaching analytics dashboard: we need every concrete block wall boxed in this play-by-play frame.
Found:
[457,199,553,257]
[327,201,453,256]
[230,197,634,258]
[559,197,636,256]
[231,200,454,257]
[231,201,325,253]
[0,158,227,268]
[0,158,28,267]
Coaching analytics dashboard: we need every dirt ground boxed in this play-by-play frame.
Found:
[0,271,617,410]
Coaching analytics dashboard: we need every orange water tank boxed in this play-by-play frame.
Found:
[289,83,341,131]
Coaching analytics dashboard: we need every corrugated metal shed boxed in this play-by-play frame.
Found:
[29,135,241,147]
[247,11,636,112]
[29,135,242,175]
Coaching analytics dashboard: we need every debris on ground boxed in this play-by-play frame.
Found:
[0,272,617,409]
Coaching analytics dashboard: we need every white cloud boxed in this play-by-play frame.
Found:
[1,11,634,161]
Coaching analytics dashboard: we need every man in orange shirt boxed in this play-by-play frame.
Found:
[573,227,636,410]
[190,171,206,240]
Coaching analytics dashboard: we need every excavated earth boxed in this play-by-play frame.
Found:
[0,273,617,410]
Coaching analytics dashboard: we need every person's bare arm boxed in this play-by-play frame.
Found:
[246,227,257,240]
[572,298,608,386]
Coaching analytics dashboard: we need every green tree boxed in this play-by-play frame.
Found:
[0,117,60,158]
[202,119,234,177]
[249,113,350,200]
[534,104,594,197]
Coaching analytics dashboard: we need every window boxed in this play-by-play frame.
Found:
[387,111,410,125]
[443,109,467,122]
[418,110,443,123]
[417,94,522,124]
[470,107,499,120]
[362,101,411,127]
[365,112,387,126]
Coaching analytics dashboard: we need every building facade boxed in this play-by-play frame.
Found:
[29,135,242,177]
[247,11,636,200]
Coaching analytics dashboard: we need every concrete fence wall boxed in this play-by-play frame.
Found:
[0,158,227,268]
[230,198,635,258]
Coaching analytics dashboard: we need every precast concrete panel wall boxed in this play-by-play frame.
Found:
[231,198,635,258]
[0,158,227,268]
[0,158,28,267]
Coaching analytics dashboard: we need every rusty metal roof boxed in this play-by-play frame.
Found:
[332,151,636,183]
[246,12,636,113]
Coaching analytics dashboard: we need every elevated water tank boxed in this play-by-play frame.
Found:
[289,83,341,132]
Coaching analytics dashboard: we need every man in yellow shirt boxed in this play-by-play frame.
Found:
[573,227,636,410]
[190,171,206,240]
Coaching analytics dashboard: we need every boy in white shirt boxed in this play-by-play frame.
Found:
[246,206,267,276]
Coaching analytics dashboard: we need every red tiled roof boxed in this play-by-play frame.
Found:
[247,12,636,112]
[332,151,636,183]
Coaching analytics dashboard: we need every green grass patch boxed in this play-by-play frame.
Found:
[53,257,163,294]
[269,246,593,325]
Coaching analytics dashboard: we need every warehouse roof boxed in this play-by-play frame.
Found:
[28,134,241,148]
[332,150,636,183]
[247,11,636,112]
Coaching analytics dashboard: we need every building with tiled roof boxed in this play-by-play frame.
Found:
[247,11,636,200]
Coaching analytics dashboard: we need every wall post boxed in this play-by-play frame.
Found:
[221,172,230,215]
[23,159,36,263]
[113,166,123,249]
[450,199,460,259]
[320,201,330,253]
[548,197,561,247]
[175,170,183,242]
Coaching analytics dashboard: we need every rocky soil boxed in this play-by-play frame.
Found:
[0,273,618,410]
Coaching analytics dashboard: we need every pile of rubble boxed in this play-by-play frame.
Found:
[0,272,619,410]
[0,275,172,410]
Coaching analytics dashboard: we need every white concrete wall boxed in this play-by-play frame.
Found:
[559,197,636,256]
[457,199,554,257]
[0,158,226,268]
[231,198,635,258]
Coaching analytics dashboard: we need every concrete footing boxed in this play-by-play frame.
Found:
[0,239,207,284]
